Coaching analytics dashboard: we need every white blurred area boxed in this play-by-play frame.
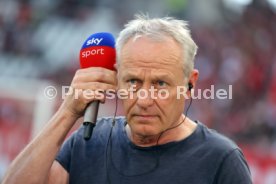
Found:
[0,0,276,183]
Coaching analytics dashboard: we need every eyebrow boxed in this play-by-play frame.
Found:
[121,71,142,81]
[121,70,174,82]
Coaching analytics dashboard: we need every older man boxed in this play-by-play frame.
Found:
[3,15,252,184]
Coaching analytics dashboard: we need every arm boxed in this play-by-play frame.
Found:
[2,67,117,184]
[2,107,77,184]
[47,161,69,184]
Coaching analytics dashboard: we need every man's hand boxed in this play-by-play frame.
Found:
[60,67,117,119]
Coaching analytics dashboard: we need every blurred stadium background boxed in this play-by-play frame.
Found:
[0,0,276,183]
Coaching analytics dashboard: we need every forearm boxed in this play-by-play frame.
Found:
[2,108,78,184]
[2,67,117,184]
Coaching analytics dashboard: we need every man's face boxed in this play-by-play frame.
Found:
[117,36,187,137]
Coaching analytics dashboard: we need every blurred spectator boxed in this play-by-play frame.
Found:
[191,1,276,147]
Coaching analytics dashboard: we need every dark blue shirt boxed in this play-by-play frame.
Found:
[56,117,252,184]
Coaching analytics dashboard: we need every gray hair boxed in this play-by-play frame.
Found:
[116,14,198,78]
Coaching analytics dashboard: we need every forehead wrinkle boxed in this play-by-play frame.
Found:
[121,50,181,65]
[150,71,174,80]
[120,43,182,66]
[118,36,185,81]
[120,68,144,79]
[119,57,182,82]
[120,67,175,82]
[120,55,182,71]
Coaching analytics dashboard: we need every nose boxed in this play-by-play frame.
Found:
[136,87,154,109]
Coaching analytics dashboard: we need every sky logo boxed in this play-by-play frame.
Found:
[86,38,103,46]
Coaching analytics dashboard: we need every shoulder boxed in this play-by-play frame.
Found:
[192,122,252,183]
[196,121,239,153]
[188,121,243,166]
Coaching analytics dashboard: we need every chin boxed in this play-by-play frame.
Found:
[127,115,162,135]
[130,123,161,137]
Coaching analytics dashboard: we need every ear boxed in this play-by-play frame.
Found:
[186,69,199,96]
[188,69,199,89]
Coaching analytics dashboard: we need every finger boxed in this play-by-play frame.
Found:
[76,67,116,75]
[75,70,117,85]
[73,82,117,92]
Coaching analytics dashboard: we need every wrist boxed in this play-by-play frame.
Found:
[56,104,81,123]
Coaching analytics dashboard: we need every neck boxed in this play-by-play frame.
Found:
[125,115,197,147]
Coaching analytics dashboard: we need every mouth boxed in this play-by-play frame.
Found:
[132,114,158,120]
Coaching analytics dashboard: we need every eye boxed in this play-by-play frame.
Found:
[127,79,138,85]
[156,80,167,87]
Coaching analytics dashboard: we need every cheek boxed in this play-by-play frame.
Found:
[122,98,136,114]
[156,89,185,115]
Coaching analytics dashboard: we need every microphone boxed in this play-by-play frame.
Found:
[79,32,116,140]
